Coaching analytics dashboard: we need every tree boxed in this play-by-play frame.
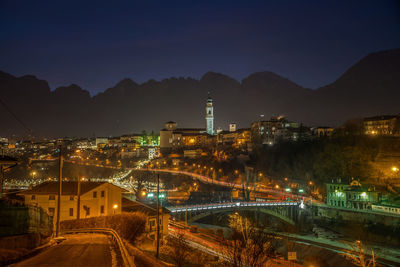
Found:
[222,213,276,267]
[342,240,377,267]
[128,172,152,199]
[165,231,191,267]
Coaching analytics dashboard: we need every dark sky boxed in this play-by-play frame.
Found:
[1,0,399,95]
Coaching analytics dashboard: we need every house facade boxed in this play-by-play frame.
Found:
[19,181,125,227]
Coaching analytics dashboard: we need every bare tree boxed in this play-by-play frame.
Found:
[165,231,191,267]
[128,172,152,199]
[222,213,276,267]
[342,240,377,267]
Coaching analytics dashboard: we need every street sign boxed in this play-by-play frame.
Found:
[288,251,297,260]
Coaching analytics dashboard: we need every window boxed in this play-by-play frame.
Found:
[100,205,104,214]
[70,196,74,200]
[149,219,155,231]
[93,191,97,198]
[48,207,55,216]
[31,195,36,200]
[49,195,55,200]
[101,191,105,197]
[69,208,74,216]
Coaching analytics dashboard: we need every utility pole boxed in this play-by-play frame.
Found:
[0,149,4,198]
[0,165,4,198]
[77,174,81,220]
[156,173,160,258]
[56,144,63,237]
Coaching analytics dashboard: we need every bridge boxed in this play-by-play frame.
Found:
[168,200,303,225]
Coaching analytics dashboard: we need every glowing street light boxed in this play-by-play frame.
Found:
[392,166,399,172]
[113,204,118,214]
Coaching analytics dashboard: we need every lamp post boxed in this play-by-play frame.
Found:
[56,144,63,237]
[113,204,118,214]
[156,173,160,259]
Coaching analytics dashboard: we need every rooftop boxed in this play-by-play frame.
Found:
[122,198,170,215]
[364,115,398,122]
[19,181,126,196]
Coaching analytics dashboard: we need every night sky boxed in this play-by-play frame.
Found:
[1,0,399,95]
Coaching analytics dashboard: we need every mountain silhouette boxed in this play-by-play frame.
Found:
[0,49,399,138]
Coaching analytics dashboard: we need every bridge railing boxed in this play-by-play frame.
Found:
[168,201,300,213]
[61,228,134,267]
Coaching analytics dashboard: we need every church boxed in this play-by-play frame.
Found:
[160,93,215,154]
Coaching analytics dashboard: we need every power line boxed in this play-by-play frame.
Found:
[0,96,32,134]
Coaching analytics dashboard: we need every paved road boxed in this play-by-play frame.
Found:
[13,234,115,267]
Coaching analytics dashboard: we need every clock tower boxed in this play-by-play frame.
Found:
[205,92,214,135]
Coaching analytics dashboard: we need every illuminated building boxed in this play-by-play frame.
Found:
[364,114,400,136]
[160,93,216,154]
[217,128,251,150]
[326,179,379,210]
[95,137,108,149]
[229,123,237,132]
[251,116,310,146]
[313,127,334,137]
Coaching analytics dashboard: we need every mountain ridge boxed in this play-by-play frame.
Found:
[0,49,399,137]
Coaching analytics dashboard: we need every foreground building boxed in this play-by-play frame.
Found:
[122,198,170,239]
[19,181,125,227]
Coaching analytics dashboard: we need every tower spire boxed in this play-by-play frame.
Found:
[205,92,214,135]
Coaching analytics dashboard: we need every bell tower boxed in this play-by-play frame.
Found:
[205,92,214,135]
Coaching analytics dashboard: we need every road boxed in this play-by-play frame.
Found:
[137,168,320,202]
[12,233,116,267]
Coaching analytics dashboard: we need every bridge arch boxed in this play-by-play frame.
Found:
[186,207,296,226]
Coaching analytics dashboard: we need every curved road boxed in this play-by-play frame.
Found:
[136,168,318,202]
[13,233,115,267]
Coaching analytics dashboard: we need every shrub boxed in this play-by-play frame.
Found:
[61,212,146,244]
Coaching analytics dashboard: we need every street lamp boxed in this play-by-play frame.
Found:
[113,204,118,214]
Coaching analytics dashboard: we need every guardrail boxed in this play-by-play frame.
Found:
[61,228,134,267]
[168,201,300,213]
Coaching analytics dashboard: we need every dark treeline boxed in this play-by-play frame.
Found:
[251,135,400,186]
